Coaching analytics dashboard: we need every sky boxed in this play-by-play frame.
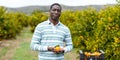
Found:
[0,0,117,8]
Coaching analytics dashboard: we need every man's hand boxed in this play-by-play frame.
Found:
[48,46,54,51]
[48,46,64,54]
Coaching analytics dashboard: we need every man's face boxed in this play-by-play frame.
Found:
[49,5,61,21]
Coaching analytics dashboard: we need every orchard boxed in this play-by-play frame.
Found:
[0,4,120,60]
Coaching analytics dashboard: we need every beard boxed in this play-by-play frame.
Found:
[51,16,59,21]
[50,14,60,21]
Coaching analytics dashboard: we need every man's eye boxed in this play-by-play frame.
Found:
[57,10,60,12]
[52,9,60,12]
[53,9,56,11]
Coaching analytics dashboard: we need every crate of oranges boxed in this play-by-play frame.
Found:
[79,50,105,60]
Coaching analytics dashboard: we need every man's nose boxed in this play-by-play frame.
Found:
[55,10,58,13]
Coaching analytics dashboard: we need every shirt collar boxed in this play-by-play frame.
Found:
[47,19,61,26]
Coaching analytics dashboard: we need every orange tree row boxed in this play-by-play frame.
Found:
[60,5,120,60]
[0,7,48,39]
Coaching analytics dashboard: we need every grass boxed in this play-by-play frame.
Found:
[0,47,9,59]
[12,42,38,60]
[65,49,79,60]
[12,27,38,60]
[18,27,33,38]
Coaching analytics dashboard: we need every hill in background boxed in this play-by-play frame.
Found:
[5,4,114,14]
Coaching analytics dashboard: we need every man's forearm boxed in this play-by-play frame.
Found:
[30,43,48,51]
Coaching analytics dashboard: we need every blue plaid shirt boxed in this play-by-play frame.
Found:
[30,19,73,60]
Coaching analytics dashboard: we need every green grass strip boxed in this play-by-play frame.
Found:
[0,47,9,59]
[12,42,38,60]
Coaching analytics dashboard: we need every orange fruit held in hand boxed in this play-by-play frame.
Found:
[54,47,60,51]
[54,45,60,51]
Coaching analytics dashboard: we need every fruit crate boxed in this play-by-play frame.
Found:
[79,50,105,60]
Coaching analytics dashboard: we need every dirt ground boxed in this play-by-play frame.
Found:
[0,39,21,60]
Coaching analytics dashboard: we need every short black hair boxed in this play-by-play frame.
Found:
[50,3,62,10]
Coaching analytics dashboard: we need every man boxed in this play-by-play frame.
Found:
[30,3,73,60]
